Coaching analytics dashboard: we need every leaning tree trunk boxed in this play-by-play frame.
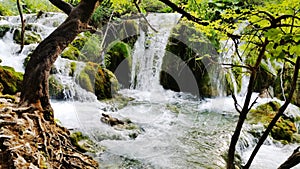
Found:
[20,0,99,121]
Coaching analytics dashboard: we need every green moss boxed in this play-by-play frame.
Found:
[95,68,119,100]
[105,41,131,87]
[69,62,77,77]
[0,66,23,94]
[0,24,10,38]
[70,131,89,153]
[80,34,102,62]
[23,53,32,68]
[78,71,94,92]
[71,34,88,50]
[247,101,298,142]
[13,29,42,45]
[77,62,98,92]
[48,75,64,99]
[61,45,84,61]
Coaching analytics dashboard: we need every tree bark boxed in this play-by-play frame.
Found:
[279,146,300,169]
[20,0,99,121]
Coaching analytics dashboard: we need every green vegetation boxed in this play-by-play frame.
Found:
[48,75,64,99]
[0,25,10,38]
[13,29,42,45]
[0,66,23,95]
[248,101,299,143]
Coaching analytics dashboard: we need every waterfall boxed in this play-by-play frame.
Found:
[53,57,97,101]
[130,13,181,91]
[0,13,66,72]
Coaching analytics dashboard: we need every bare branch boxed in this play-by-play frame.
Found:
[231,93,242,113]
[247,96,258,111]
[222,63,251,70]
[49,0,73,15]
[133,1,158,33]
[17,0,25,53]
[159,0,209,26]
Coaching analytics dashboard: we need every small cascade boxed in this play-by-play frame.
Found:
[0,13,66,72]
[53,57,97,102]
[130,13,181,91]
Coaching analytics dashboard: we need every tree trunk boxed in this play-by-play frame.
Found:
[20,0,99,121]
[279,146,300,169]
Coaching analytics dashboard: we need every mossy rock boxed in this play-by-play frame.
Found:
[95,68,119,100]
[23,53,32,68]
[70,131,103,153]
[0,66,23,95]
[13,29,42,45]
[105,41,131,88]
[247,101,299,142]
[69,62,77,77]
[61,45,86,61]
[0,24,10,38]
[71,33,89,50]
[48,75,64,99]
[160,21,220,97]
[77,62,119,99]
[78,63,97,93]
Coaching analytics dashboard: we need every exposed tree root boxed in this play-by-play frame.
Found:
[0,97,98,168]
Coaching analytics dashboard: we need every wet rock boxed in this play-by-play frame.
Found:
[105,41,132,88]
[48,75,64,100]
[100,113,144,139]
[70,131,104,153]
[160,21,220,97]
[77,62,119,100]
[247,101,300,143]
[0,24,10,38]
[13,29,42,45]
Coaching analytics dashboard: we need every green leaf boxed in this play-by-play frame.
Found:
[264,28,282,41]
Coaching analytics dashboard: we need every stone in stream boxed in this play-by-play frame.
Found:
[100,113,144,139]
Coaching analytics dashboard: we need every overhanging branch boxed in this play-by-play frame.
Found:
[49,0,73,15]
[159,0,209,26]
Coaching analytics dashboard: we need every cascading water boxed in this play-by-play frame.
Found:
[130,13,181,91]
[0,13,66,72]
[1,12,300,169]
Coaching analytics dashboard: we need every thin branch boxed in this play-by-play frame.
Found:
[232,92,242,113]
[159,0,209,26]
[222,63,251,70]
[17,0,25,53]
[133,1,158,33]
[49,0,73,15]
[247,96,258,111]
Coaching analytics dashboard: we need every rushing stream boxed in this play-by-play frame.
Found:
[0,12,300,169]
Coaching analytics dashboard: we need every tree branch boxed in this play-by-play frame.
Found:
[279,146,300,169]
[159,0,209,26]
[17,0,25,53]
[133,1,158,33]
[49,0,74,15]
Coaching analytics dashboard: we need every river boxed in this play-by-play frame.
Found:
[0,12,299,169]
